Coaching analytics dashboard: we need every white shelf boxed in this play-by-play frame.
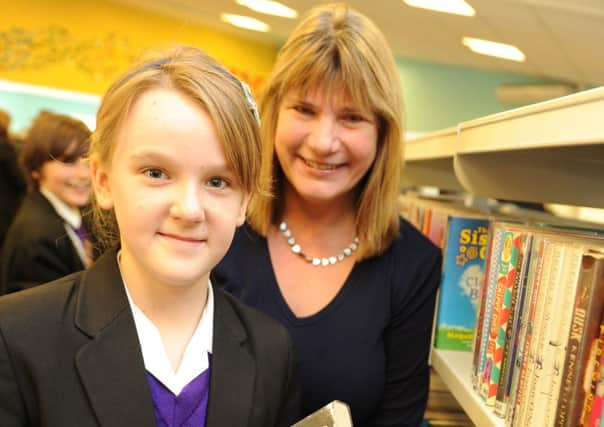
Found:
[403,127,462,191]
[403,86,604,208]
[431,349,504,427]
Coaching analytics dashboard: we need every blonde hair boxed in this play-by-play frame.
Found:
[90,46,264,251]
[248,3,404,259]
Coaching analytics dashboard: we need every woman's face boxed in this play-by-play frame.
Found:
[274,87,378,205]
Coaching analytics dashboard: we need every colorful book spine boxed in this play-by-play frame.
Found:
[555,252,604,427]
[504,234,543,426]
[495,233,533,418]
[473,225,504,391]
[581,311,604,426]
[484,230,524,406]
[434,216,489,351]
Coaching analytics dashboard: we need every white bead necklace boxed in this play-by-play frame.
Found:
[279,221,359,267]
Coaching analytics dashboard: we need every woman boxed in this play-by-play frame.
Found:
[213,3,442,426]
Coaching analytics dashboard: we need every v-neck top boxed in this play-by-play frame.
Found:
[212,219,442,426]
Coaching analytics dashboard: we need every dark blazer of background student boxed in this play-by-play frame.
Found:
[1,190,85,295]
[0,248,300,427]
[0,138,25,250]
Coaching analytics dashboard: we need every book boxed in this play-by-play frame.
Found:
[555,251,604,427]
[484,229,525,406]
[291,401,352,427]
[435,215,490,351]
[473,224,504,391]
[540,244,584,427]
[494,233,533,418]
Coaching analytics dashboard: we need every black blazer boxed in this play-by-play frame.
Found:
[0,139,26,249]
[0,249,300,426]
[1,190,85,295]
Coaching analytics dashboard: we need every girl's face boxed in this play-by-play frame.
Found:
[92,88,249,290]
[36,155,91,209]
[274,87,378,206]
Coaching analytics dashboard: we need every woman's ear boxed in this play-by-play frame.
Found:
[236,193,252,226]
[90,157,114,210]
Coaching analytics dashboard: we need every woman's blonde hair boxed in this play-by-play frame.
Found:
[248,3,404,259]
[90,45,264,251]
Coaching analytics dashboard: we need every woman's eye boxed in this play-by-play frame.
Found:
[342,113,365,123]
[208,177,227,188]
[293,104,314,115]
[143,168,166,179]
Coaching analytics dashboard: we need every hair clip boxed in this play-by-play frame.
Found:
[239,80,261,126]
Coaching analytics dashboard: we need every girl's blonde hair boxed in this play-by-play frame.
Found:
[90,46,264,251]
[248,3,404,259]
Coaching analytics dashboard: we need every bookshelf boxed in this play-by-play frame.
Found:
[405,86,604,427]
[431,350,504,427]
[404,86,604,208]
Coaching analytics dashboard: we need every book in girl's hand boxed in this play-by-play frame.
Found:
[291,401,352,427]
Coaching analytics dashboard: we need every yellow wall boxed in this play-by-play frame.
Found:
[0,0,278,94]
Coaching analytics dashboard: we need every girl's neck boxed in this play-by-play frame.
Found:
[118,252,208,331]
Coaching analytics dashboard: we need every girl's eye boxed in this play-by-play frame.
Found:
[208,177,227,189]
[143,168,166,179]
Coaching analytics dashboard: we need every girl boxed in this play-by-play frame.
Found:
[213,4,442,426]
[1,111,92,294]
[0,46,299,427]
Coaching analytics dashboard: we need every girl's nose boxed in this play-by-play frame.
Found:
[170,183,205,222]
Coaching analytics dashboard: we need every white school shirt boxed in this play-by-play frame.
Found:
[120,257,214,396]
[39,187,90,267]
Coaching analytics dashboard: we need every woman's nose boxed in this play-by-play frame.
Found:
[308,115,339,154]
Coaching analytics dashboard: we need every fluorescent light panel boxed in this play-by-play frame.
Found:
[220,13,270,32]
[462,37,526,62]
[236,0,298,18]
[403,0,475,17]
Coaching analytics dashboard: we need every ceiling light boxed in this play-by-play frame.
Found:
[236,0,298,18]
[403,0,475,17]
[220,13,270,32]
[462,37,526,62]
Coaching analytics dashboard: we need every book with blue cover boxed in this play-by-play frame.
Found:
[434,215,490,351]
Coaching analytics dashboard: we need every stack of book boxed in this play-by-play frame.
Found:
[472,222,604,427]
[401,194,604,427]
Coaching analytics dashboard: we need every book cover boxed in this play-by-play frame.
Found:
[434,216,489,351]
[292,401,352,427]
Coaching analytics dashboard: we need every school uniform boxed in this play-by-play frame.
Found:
[0,248,300,427]
[1,189,88,295]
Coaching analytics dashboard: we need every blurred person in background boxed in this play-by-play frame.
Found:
[0,109,26,251]
[1,111,92,295]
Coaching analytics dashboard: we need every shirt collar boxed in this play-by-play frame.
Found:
[118,252,214,395]
[40,186,81,229]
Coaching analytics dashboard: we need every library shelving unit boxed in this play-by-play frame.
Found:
[404,86,604,427]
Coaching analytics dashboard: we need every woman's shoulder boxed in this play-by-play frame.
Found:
[390,216,441,261]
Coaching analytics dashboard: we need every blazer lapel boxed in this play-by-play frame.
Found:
[73,250,157,426]
[206,290,255,427]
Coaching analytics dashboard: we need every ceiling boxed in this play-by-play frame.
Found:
[110,0,604,87]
